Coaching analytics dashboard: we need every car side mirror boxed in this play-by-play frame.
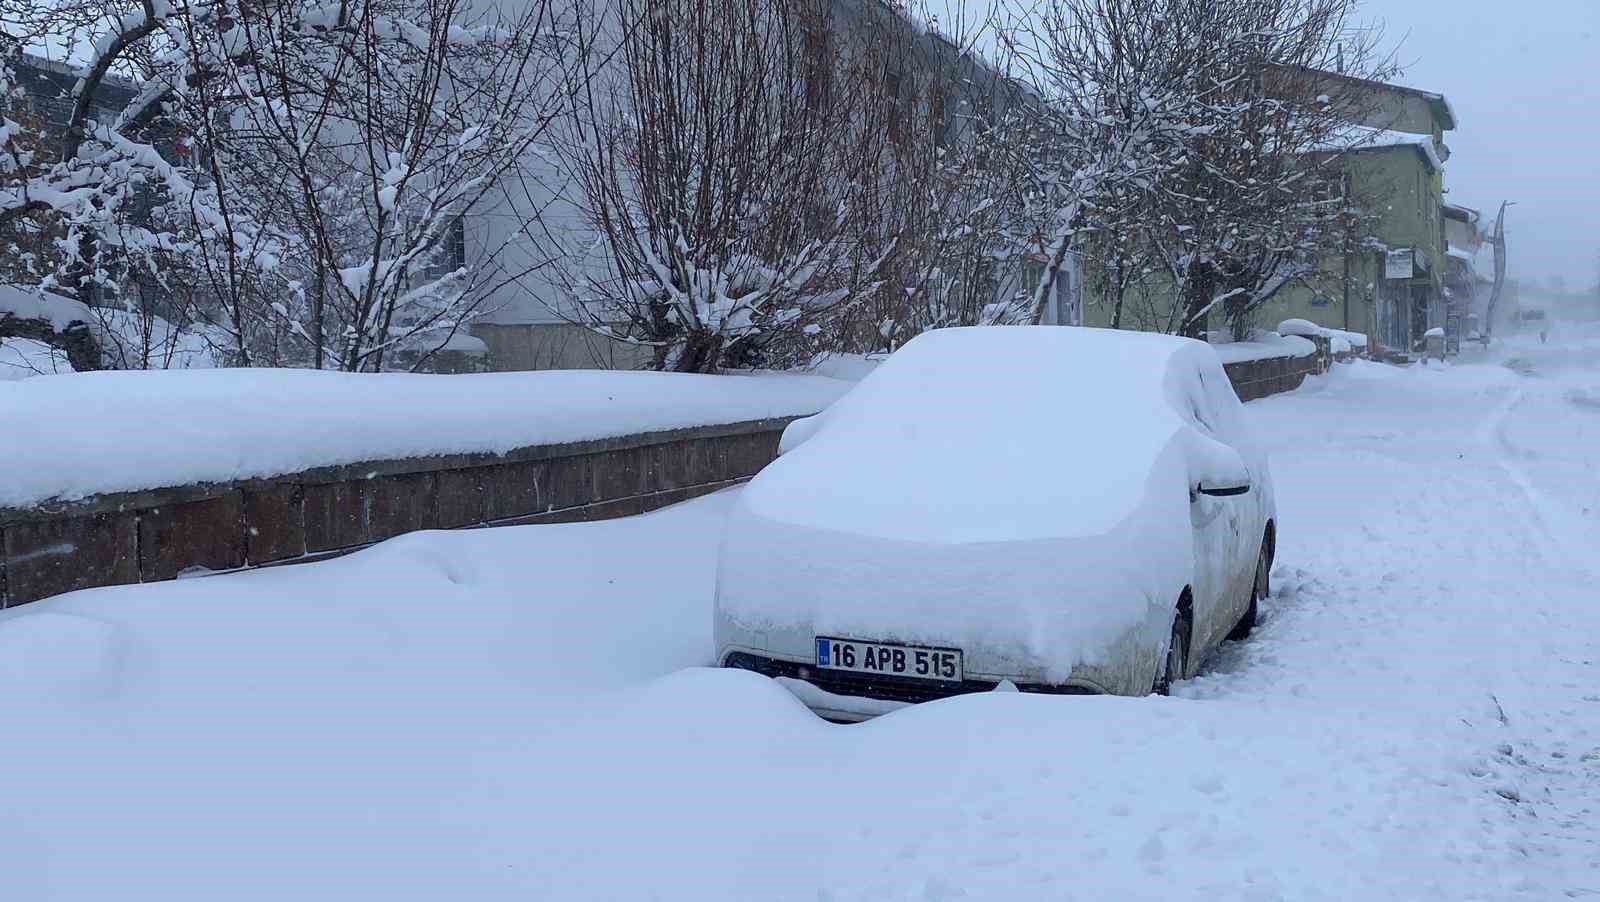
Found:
[1195,481,1251,498]
[778,413,825,456]
[1185,430,1251,500]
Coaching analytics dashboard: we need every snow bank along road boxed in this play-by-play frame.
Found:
[3,329,1598,900]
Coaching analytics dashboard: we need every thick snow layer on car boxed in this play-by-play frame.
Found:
[719,327,1248,679]
[751,327,1232,543]
[0,368,851,508]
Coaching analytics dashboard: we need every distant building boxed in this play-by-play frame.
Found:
[1441,203,1492,343]
[1269,70,1458,357]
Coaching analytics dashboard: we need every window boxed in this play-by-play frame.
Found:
[423,217,466,283]
[884,70,903,144]
[928,85,948,145]
[1023,261,1044,306]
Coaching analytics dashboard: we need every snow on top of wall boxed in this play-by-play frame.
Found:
[1211,331,1318,364]
[0,368,852,509]
[806,351,887,382]
[1277,319,1368,352]
[0,285,93,331]
[1276,318,1321,338]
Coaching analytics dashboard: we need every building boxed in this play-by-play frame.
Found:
[1070,68,1458,356]
[1441,203,1492,344]
[1268,71,1458,357]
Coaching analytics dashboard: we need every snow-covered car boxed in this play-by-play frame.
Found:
[714,326,1275,721]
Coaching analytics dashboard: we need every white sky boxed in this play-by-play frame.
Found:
[925,0,1600,289]
[1371,0,1599,289]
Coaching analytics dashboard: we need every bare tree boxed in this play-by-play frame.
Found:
[843,8,1049,350]
[553,0,902,373]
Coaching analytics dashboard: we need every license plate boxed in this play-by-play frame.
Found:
[814,636,963,682]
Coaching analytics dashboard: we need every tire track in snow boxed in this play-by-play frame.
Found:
[1477,381,1596,582]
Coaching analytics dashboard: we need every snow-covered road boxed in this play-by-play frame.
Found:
[3,329,1598,900]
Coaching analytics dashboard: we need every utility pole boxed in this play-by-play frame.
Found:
[1342,173,1353,332]
[1482,201,1512,344]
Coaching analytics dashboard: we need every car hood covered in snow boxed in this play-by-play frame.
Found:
[717,326,1241,682]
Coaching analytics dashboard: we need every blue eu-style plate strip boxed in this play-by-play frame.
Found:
[816,638,829,665]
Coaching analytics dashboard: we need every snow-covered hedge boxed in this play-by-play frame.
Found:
[0,368,851,509]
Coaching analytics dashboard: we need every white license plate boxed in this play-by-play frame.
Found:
[814,637,963,682]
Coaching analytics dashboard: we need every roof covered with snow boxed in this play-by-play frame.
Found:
[0,285,94,330]
[1309,124,1445,172]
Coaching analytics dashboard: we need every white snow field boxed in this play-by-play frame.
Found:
[3,327,1599,900]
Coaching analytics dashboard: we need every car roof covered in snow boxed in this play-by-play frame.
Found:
[742,326,1234,544]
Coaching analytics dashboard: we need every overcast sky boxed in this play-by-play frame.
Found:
[1375,0,1599,289]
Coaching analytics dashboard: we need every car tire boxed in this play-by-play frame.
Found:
[1154,607,1191,696]
[1228,549,1267,641]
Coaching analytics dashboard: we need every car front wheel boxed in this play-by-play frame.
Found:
[1154,607,1191,696]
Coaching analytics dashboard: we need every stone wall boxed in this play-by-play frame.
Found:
[1222,336,1336,402]
[0,418,793,607]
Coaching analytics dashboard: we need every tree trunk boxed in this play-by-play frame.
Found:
[1181,261,1215,339]
[311,258,326,369]
[671,330,722,373]
[1110,260,1127,330]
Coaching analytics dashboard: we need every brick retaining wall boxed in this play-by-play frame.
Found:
[1222,335,1335,402]
[0,418,795,607]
